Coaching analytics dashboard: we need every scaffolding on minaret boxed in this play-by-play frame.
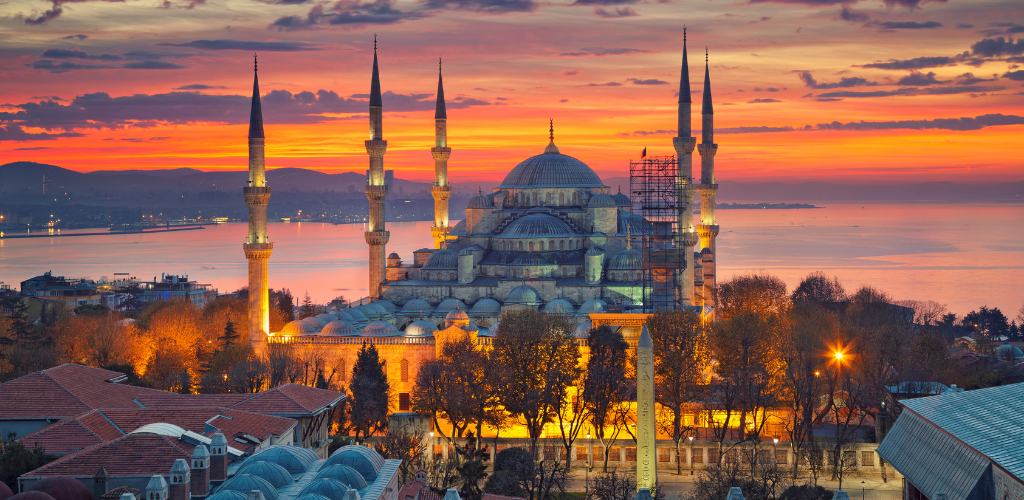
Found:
[629,155,685,313]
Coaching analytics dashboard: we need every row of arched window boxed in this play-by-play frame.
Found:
[496,239,582,252]
[508,190,579,207]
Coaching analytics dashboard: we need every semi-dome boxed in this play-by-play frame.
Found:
[362,320,399,337]
[617,211,653,236]
[281,320,317,336]
[449,219,466,236]
[499,152,603,189]
[506,285,541,305]
[578,298,605,314]
[235,461,294,488]
[435,298,468,315]
[325,446,385,482]
[498,214,578,239]
[400,299,433,315]
[27,478,91,500]
[423,249,458,270]
[608,249,642,270]
[404,319,437,337]
[510,253,550,266]
[314,465,369,490]
[205,491,247,500]
[245,445,320,475]
[587,193,616,208]
[613,188,631,207]
[458,248,473,256]
[585,248,604,257]
[469,298,501,316]
[303,316,328,329]
[216,475,279,500]
[542,298,575,314]
[298,479,354,500]
[467,193,494,209]
[321,320,357,337]
[574,320,593,338]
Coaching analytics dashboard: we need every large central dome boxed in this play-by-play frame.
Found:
[498,151,604,189]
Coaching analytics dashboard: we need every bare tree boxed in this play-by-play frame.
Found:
[582,325,630,472]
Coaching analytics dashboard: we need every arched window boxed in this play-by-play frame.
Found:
[525,268,531,278]
[549,240,555,250]
[559,192,564,205]
[529,241,535,251]
[539,241,545,251]
[400,359,409,381]
[560,240,565,250]
[518,241,523,251]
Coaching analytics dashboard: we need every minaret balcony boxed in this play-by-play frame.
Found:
[243,242,274,259]
[243,186,272,195]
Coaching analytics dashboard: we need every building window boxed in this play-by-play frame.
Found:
[861,451,875,466]
[399,393,411,411]
[658,447,671,462]
[576,446,588,462]
[625,447,637,462]
[608,446,620,462]
[539,241,545,251]
[529,241,535,251]
[550,240,555,250]
[400,359,409,381]
[518,241,523,251]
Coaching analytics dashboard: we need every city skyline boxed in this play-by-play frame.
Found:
[1,0,1022,184]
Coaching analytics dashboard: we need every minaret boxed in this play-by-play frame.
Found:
[243,54,273,352]
[430,58,452,249]
[696,48,719,308]
[672,28,699,308]
[365,36,390,300]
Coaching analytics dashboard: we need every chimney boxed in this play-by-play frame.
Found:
[210,433,228,481]
[191,445,210,496]
[93,467,109,500]
[169,459,191,500]
[247,491,266,500]
[145,475,169,500]
[120,494,137,500]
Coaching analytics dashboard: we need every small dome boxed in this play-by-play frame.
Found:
[585,248,604,257]
[446,307,470,324]
[588,193,616,208]
[578,298,605,314]
[315,465,369,490]
[325,446,385,482]
[281,320,317,336]
[303,316,328,329]
[574,320,593,338]
[510,253,551,266]
[388,252,400,259]
[27,478,91,500]
[469,298,501,316]
[9,494,56,500]
[344,308,369,324]
[299,479,354,500]
[449,219,467,236]
[404,319,438,337]
[498,214,578,239]
[613,189,631,207]
[337,310,356,322]
[701,247,713,255]
[216,475,279,500]
[362,320,399,337]
[236,461,294,488]
[364,302,391,319]
[321,320,357,337]
[400,299,433,315]
[506,285,541,305]
[996,344,1024,360]
[467,194,495,209]
[435,298,468,315]
[608,249,642,270]
[542,298,576,314]
[1,482,14,500]
[355,304,383,321]
[205,491,248,500]
[316,312,338,322]
[245,445,320,475]
[423,249,458,270]
[458,248,473,256]
[617,211,653,236]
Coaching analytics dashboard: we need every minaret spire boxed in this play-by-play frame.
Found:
[430,58,452,249]
[697,47,720,314]
[365,37,389,299]
[672,30,699,308]
[243,54,273,355]
[702,47,713,116]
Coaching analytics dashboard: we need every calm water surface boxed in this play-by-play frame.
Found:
[1,202,1021,315]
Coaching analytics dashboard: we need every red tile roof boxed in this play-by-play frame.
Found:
[23,433,194,478]
[0,364,165,420]
[19,419,105,456]
[133,394,255,409]
[77,411,124,441]
[100,487,139,500]
[233,384,344,415]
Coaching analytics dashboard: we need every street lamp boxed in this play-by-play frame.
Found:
[773,437,779,469]
[862,481,866,500]
[688,436,694,475]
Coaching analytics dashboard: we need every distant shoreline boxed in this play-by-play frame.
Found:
[0,226,206,239]
[716,202,822,209]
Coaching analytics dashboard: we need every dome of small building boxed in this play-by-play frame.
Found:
[467,193,494,209]
[400,299,433,315]
[506,285,541,305]
[245,445,320,475]
[8,493,55,500]
[510,253,550,266]
[317,312,338,322]
[344,308,369,324]
[298,479,355,500]
[236,461,294,488]
[281,320,317,337]
[585,248,604,257]
[0,481,13,500]
[423,249,458,270]
[388,252,400,260]
[365,302,391,319]
[608,249,642,270]
[613,188,631,207]
[321,320,357,337]
[302,316,328,329]
[362,320,399,337]
[435,298,468,315]
[337,310,356,322]
[701,247,713,255]
[458,248,474,256]
[205,491,247,500]
[542,298,575,315]
[469,298,502,316]
[404,319,438,337]
[216,475,279,500]
[574,320,593,338]
[996,344,1024,360]
[315,465,369,491]
[355,304,383,321]
[578,298,605,314]
[498,214,578,239]
[325,445,385,483]
[499,152,603,189]
[27,478,91,500]
[446,307,470,326]
[587,193,616,208]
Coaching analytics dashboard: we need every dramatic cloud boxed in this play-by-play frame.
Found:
[559,47,650,57]
[32,60,112,73]
[799,72,877,89]
[749,0,852,5]
[971,37,1024,57]
[60,34,88,40]
[839,6,870,22]
[628,78,668,85]
[870,20,943,29]
[160,40,321,51]
[897,71,946,85]
[572,0,636,5]
[818,113,1024,131]
[956,23,974,29]
[859,56,956,70]
[817,85,1004,98]
[1004,70,1024,81]
[24,0,125,25]
[41,48,122,60]
[422,0,535,12]
[0,125,84,141]
[123,61,186,69]
[955,72,996,84]
[719,126,802,133]
[272,0,429,29]
[174,84,227,90]
[880,0,947,8]
[595,7,637,17]
[748,98,782,103]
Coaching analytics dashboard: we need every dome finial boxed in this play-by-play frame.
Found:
[544,118,560,154]
[478,186,482,196]
[374,33,377,51]
[254,53,257,72]
[626,224,632,250]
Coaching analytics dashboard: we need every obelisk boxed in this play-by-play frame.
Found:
[637,325,657,491]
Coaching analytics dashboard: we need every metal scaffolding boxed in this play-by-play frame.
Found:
[629,155,684,312]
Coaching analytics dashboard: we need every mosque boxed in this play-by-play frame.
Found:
[245,34,721,417]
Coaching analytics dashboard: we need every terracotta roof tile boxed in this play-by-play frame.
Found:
[100,487,139,499]
[233,385,344,415]
[19,419,105,456]
[134,394,255,408]
[0,365,165,420]
[23,433,195,478]
[78,411,125,441]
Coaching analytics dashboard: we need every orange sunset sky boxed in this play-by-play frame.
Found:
[0,0,1022,185]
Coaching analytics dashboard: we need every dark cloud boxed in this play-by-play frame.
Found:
[628,78,668,85]
[41,48,123,60]
[816,97,843,102]
[748,98,781,103]
[572,0,636,5]
[753,87,783,92]
[25,0,125,25]
[0,125,84,142]
[971,37,1024,57]
[32,60,112,73]
[595,7,637,17]
[954,72,996,84]
[896,71,946,86]
[61,34,88,40]
[272,1,429,29]
[839,6,869,22]
[123,61,185,69]
[620,129,676,136]
[818,113,1024,131]
[748,0,852,5]
[422,0,535,12]
[870,20,943,29]
[955,23,974,29]
[175,84,228,90]
[719,125,802,133]
[559,47,650,57]
[859,56,955,70]
[1004,70,1024,81]
[799,72,877,89]
[817,85,1003,98]
[581,82,622,87]
[880,0,947,8]
[160,39,321,51]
